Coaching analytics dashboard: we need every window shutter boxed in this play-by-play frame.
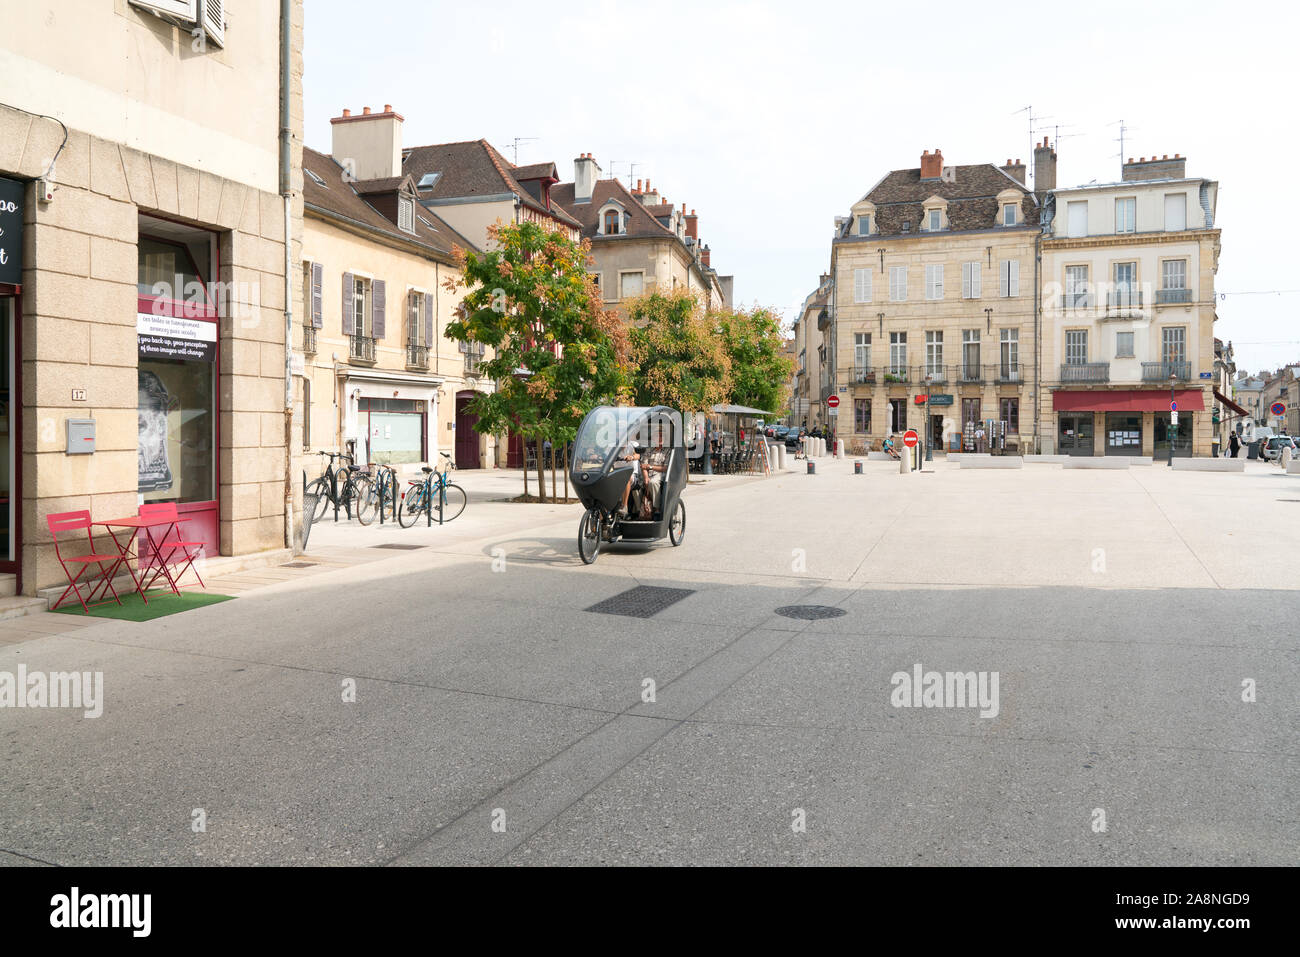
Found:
[459,339,469,353]
[342,272,354,335]
[199,0,225,47]
[311,262,323,329]
[371,279,386,339]
[854,268,871,303]
[423,292,434,346]
[1009,259,1019,296]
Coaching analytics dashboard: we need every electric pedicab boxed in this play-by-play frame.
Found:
[570,405,688,565]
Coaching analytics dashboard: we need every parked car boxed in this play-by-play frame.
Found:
[784,427,807,451]
[1261,435,1297,461]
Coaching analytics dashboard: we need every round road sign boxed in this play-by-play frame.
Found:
[827,395,840,409]
[1271,401,1286,417]
[902,429,919,448]
[1170,400,1178,412]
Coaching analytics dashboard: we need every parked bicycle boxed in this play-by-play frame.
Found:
[306,451,376,525]
[397,453,466,527]
[364,463,400,524]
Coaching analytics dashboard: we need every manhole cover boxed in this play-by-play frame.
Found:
[585,585,695,619]
[371,543,427,550]
[281,562,316,569]
[774,605,847,620]
[1280,499,1300,503]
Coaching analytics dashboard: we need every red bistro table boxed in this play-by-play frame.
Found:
[92,516,183,604]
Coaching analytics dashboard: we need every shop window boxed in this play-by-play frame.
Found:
[854,398,871,433]
[999,397,1019,433]
[359,397,427,465]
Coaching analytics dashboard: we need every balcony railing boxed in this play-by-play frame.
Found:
[1106,289,1145,315]
[1156,287,1192,305]
[882,367,911,385]
[1142,360,1190,381]
[349,334,376,364]
[995,363,1022,384]
[303,325,317,355]
[921,367,947,384]
[1060,362,1110,383]
[465,354,482,376]
[959,364,984,384]
[852,365,876,385]
[406,342,430,370]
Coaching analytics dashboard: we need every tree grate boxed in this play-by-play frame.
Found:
[371,543,427,550]
[585,585,696,619]
[774,605,848,620]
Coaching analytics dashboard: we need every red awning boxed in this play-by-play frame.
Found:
[1214,388,1248,417]
[1053,389,1206,413]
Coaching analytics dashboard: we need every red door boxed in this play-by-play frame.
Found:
[455,391,480,469]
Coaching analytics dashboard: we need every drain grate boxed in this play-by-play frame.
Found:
[371,543,427,550]
[281,562,317,569]
[585,585,695,619]
[774,605,847,620]
[1280,499,1300,503]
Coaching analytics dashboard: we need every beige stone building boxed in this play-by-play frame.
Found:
[0,0,303,595]
[790,277,831,429]
[1040,153,1221,457]
[830,147,1043,453]
[299,129,484,494]
[551,156,732,314]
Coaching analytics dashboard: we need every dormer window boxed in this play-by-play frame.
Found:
[857,215,872,236]
[1002,204,1017,226]
[928,209,942,231]
[996,189,1022,228]
[921,196,948,231]
[398,196,415,234]
[603,209,621,235]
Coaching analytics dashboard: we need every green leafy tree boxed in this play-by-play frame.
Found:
[718,305,794,416]
[444,221,631,501]
[627,289,732,413]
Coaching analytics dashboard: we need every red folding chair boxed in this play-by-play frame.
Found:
[47,510,123,613]
[139,502,208,590]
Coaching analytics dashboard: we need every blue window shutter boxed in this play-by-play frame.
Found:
[372,279,386,339]
[342,272,353,335]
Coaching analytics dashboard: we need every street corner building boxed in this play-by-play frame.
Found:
[299,107,487,484]
[0,0,305,595]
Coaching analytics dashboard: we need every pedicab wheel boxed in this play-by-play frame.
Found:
[578,508,602,564]
[668,500,686,546]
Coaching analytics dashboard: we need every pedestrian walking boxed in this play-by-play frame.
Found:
[1228,432,1240,458]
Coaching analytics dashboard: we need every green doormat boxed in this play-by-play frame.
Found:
[51,590,235,621]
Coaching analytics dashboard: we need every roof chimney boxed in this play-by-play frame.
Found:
[1122,153,1187,182]
[920,148,944,180]
[701,244,711,268]
[573,152,601,204]
[1033,136,1056,194]
[330,104,406,180]
[685,209,698,240]
[1001,157,1026,185]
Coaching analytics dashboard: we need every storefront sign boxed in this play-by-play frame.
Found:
[137,313,216,362]
[0,176,23,286]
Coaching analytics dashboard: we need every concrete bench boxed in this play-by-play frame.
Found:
[1170,458,1246,472]
[959,457,1023,469]
[1063,457,1130,469]
[1023,454,1070,465]
[1289,459,1300,475]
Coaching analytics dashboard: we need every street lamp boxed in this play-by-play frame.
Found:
[1168,371,1178,467]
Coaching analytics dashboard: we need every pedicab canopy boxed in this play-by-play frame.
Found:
[572,406,683,474]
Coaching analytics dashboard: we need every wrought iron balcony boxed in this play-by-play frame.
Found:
[303,325,317,355]
[882,367,911,385]
[349,334,376,364]
[1156,287,1192,305]
[1106,289,1145,316]
[406,342,430,371]
[852,365,876,385]
[1142,360,1190,381]
[921,367,947,385]
[959,364,984,384]
[1060,362,1109,384]
[995,363,1022,384]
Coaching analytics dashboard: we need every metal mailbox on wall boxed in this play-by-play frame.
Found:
[66,418,96,454]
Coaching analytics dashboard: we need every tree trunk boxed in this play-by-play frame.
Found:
[535,437,547,503]
[522,436,529,498]
[563,443,569,500]
[551,444,557,500]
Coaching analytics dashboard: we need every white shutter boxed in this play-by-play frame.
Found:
[962,262,981,299]
[1067,201,1088,238]
[925,264,943,300]
[1164,193,1187,231]
[890,266,907,302]
[200,0,225,47]
[854,268,872,303]
[1000,260,1019,298]
[130,0,198,20]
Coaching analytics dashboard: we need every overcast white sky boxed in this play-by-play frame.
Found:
[305,0,1300,375]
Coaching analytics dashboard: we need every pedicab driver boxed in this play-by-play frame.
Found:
[642,433,669,515]
[617,440,641,517]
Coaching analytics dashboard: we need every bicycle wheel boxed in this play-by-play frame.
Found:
[432,483,467,522]
[578,508,602,564]
[354,474,377,526]
[668,499,686,546]
[397,483,425,528]
[306,478,331,523]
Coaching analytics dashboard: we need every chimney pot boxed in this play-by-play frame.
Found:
[1127,158,1133,163]
[362,106,371,115]
[342,108,351,118]
[384,103,392,113]
[1163,154,1168,160]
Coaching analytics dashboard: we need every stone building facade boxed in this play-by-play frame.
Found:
[0,0,303,595]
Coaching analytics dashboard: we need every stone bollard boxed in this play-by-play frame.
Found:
[1283,446,1293,470]
[776,443,787,469]
[818,438,826,457]
[837,439,846,459]
[900,447,911,474]
[854,459,863,474]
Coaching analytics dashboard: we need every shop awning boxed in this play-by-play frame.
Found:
[1213,388,1248,417]
[1053,389,1205,413]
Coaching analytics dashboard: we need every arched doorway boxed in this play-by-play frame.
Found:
[455,390,481,469]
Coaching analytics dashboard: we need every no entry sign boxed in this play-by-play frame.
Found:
[902,429,919,448]
[827,395,840,409]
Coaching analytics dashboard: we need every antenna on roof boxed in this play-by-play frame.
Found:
[611,160,642,185]
[1013,105,1052,190]
[505,137,539,165]
[1109,119,1135,167]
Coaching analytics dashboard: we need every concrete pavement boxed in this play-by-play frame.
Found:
[0,457,1295,865]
